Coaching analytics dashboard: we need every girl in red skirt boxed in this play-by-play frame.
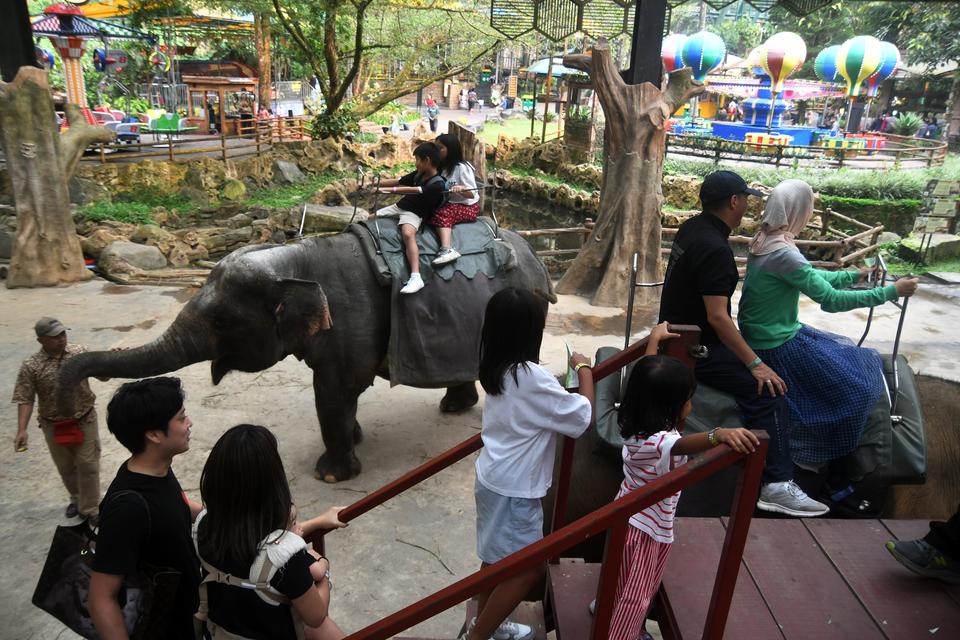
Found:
[431,133,481,266]
[605,327,759,640]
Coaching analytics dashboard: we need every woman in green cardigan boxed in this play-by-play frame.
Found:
[738,179,919,469]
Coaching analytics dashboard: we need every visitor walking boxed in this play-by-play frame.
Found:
[12,317,102,523]
[426,93,439,133]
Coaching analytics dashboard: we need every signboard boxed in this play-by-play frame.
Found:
[507,75,518,98]
[913,179,959,234]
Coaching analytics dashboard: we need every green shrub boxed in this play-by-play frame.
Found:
[892,113,924,137]
[311,107,359,139]
[81,201,154,225]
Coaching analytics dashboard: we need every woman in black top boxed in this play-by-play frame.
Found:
[196,424,347,639]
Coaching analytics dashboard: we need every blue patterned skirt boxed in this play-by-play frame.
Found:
[756,325,884,466]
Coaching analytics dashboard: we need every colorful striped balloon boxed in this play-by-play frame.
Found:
[661,34,688,73]
[864,41,899,98]
[837,35,883,98]
[681,31,726,82]
[814,45,842,83]
[761,32,806,93]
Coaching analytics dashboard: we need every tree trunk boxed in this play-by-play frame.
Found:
[555,41,703,308]
[0,67,113,288]
[254,12,272,113]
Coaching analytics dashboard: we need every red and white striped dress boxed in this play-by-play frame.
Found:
[608,430,686,640]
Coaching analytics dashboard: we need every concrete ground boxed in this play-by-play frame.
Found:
[1,275,956,638]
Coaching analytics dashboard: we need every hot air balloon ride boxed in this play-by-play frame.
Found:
[837,35,883,131]
[681,31,726,123]
[815,45,843,83]
[864,41,899,99]
[661,34,688,75]
[760,32,807,130]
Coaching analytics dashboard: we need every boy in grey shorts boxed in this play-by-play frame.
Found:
[371,142,446,294]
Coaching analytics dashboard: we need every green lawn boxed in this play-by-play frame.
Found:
[477,117,562,145]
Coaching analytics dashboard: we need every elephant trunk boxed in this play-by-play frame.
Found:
[57,309,215,416]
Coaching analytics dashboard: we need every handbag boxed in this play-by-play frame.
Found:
[32,491,181,639]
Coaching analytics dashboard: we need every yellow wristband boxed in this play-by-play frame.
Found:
[574,362,590,372]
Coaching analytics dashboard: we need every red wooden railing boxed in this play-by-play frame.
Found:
[306,326,768,639]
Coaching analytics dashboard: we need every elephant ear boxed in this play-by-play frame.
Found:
[274,278,333,355]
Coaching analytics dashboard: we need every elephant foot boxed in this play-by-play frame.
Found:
[353,422,364,444]
[314,450,362,483]
[440,382,479,413]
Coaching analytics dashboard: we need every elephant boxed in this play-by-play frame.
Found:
[58,226,555,482]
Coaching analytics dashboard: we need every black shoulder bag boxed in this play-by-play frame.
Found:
[31,490,182,639]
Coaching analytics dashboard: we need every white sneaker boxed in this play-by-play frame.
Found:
[757,480,830,517]
[460,616,534,640]
[400,273,424,294]
[492,619,534,640]
[433,247,461,265]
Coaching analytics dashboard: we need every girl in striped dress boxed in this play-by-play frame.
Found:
[608,352,759,640]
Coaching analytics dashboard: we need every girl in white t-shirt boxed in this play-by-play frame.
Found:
[431,133,481,266]
[461,287,594,640]
[606,351,759,640]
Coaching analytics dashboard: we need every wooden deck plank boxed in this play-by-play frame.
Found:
[881,519,960,605]
[547,560,601,640]
[661,517,784,639]
[805,519,960,639]
[733,518,884,639]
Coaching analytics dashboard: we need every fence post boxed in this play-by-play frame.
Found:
[220,131,227,162]
[714,139,721,165]
[702,436,768,640]
[167,136,174,162]
[775,144,783,168]
[837,146,845,168]
[927,147,934,168]
[99,143,106,164]
[582,218,594,247]
[821,207,832,236]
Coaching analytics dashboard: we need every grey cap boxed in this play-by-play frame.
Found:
[35,317,67,337]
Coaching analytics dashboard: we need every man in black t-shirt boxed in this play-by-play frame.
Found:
[660,170,829,517]
[89,377,202,639]
[371,142,446,294]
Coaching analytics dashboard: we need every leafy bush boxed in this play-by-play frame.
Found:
[80,201,154,225]
[311,107,360,139]
[892,113,924,137]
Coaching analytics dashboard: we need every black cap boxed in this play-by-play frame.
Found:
[699,170,763,205]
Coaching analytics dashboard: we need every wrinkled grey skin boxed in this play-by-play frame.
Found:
[58,230,554,482]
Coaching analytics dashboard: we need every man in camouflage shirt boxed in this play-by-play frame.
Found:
[13,318,101,522]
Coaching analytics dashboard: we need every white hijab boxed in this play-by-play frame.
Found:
[749,179,815,256]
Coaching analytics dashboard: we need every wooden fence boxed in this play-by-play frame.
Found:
[517,208,883,270]
[81,116,311,165]
[665,132,948,169]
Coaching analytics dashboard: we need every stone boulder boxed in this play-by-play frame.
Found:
[221,178,247,201]
[301,204,367,234]
[312,183,350,206]
[662,175,702,210]
[68,176,112,206]
[81,228,129,258]
[99,241,167,273]
[225,213,253,229]
[272,159,307,185]
[166,241,209,268]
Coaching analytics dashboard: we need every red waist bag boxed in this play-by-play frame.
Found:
[52,419,84,446]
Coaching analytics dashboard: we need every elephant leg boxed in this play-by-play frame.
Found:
[313,375,363,483]
[353,421,363,444]
[440,381,479,413]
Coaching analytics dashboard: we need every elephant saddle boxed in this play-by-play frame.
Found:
[349,217,517,386]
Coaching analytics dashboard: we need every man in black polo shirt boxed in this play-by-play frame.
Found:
[660,170,829,517]
[89,377,202,639]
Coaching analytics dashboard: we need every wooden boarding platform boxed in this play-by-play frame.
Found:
[659,517,960,639]
[543,519,959,640]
